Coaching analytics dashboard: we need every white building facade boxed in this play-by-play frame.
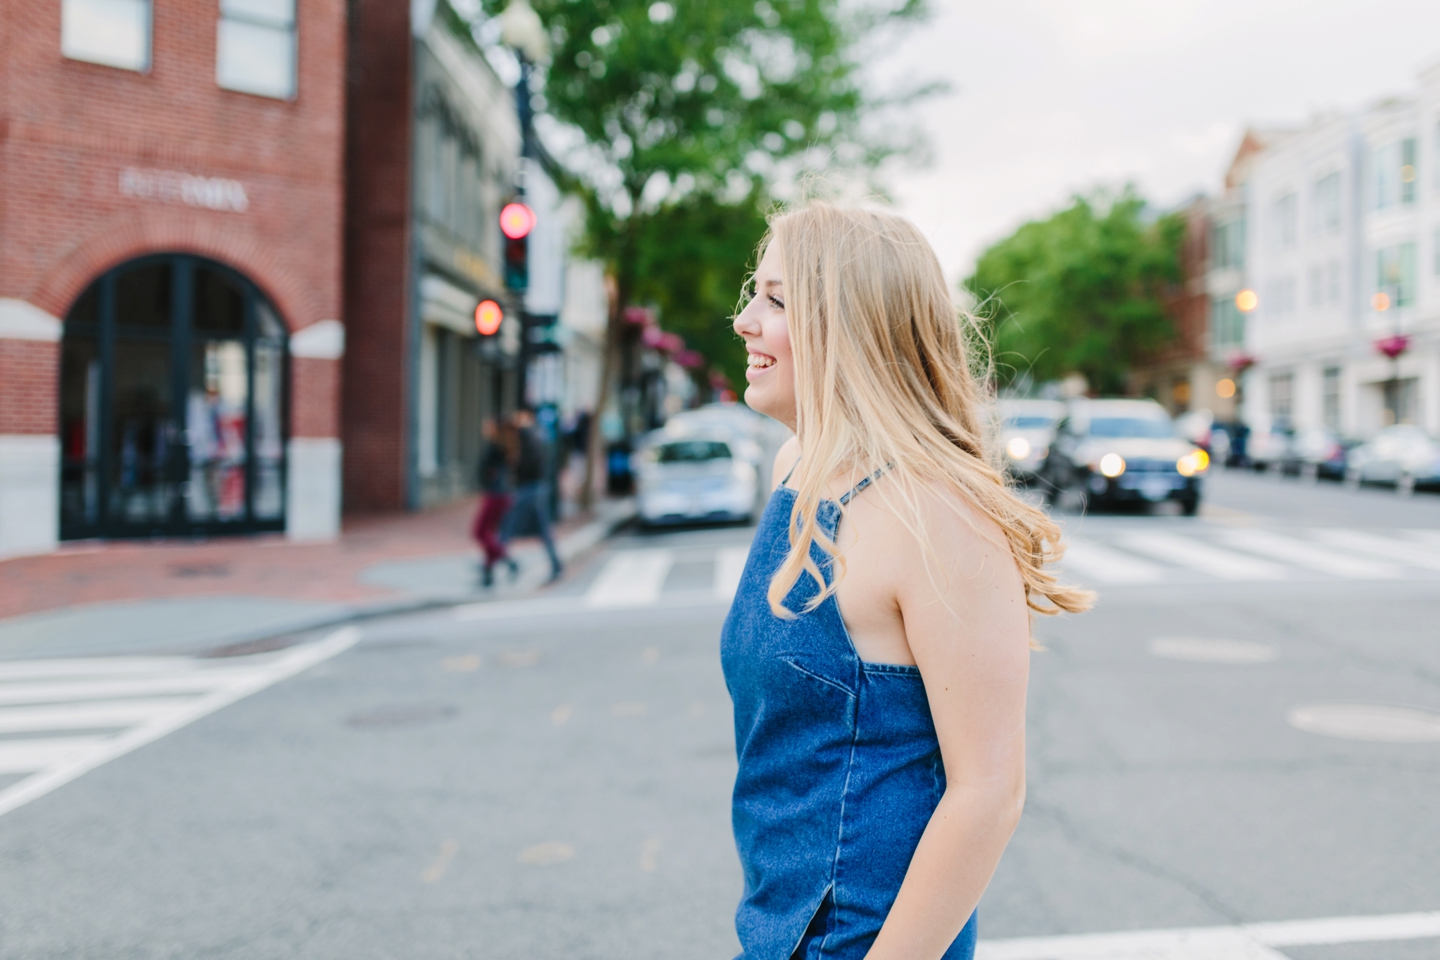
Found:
[1243,62,1440,439]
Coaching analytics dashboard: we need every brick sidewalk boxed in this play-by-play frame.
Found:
[0,497,620,623]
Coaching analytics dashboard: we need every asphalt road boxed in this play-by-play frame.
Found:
[2,469,1439,959]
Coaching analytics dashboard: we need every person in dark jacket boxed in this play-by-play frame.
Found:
[472,419,517,587]
[501,408,563,582]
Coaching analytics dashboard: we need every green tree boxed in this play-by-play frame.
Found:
[965,189,1184,396]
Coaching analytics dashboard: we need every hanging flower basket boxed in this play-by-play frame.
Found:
[1226,351,1257,373]
[1374,334,1411,360]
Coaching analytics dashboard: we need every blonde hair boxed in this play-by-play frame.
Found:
[761,202,1093,623]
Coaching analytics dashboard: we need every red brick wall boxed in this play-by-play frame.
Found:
[0,340,58,435]
[342,0,415,511]
[0,0,347,440]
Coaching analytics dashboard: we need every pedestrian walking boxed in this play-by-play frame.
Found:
[501,408,563,583]
[723,204,1093,960]
[472,419,517,587]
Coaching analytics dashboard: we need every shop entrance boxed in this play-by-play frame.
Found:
[59,254,288,539]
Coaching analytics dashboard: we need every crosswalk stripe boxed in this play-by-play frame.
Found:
[583,550,676,609]
[0,699,193,733]
[1060,541,1166,584]
[1215,529,1405,579]
[1310,529,1440,573]
[977,909,1440,959]
[0,672,269,707]
[1117,532,1290,580]
[0,626,360,819]
[0,736,113,775]
[0,657,204,680]
[714,546,750,600]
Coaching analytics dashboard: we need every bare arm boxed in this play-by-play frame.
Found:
[862,489,1031,960]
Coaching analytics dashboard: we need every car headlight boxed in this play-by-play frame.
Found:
[1005,436,1031,460]
[1097,453,1126,478]
[1176,449,1209,477]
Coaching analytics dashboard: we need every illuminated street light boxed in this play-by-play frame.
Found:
[1235,289,1258,313]
[1216,378,1236,399]
[499,202,536,239]
[1372,291,1391,312]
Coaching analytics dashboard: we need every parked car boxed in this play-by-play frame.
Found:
[1040,399,1208,515]
[634,432,760,525]
[1344,425,1440,494]
[997,398,1066,482]
[1279,426,1350,481]
[1247,423,1295,472]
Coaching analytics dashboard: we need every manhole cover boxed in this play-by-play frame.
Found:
[1149,638,1279,664]
[1288,704,1440,743]
[345,703,458,728]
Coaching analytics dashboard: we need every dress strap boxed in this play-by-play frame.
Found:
[779,456,801,488]
[838,463,894,505]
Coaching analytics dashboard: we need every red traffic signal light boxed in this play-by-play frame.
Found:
[499,202,536,240]
[475,299,503,336]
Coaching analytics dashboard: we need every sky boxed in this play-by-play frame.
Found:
[881,0,1440,282]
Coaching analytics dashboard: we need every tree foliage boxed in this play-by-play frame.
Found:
[964,190,1185,396]
[475,0,930,379]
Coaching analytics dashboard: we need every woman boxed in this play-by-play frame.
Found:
[722,204,1091,960]
[473,418,517,587]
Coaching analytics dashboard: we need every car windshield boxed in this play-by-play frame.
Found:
[1087,417,1174,439]
[654,440,731,463]
[1004,416,1056,430]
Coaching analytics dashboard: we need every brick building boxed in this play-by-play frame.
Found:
[0,0,347,556]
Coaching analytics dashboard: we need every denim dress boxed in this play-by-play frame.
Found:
[720,477,978,960]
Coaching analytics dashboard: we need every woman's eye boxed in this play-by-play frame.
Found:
[768,295,785,310]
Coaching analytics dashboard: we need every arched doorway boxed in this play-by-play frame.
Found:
[58,254,288,539]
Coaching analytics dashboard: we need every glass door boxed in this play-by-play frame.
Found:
[59,255,288,539]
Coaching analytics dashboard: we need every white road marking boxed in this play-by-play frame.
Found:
[639,835,661,873]
[977,909,1440,959]
[420,839,459,883]
[0,698,192,733]
[714,546,750,599]
[1117,532,1290,581]
[1060,541,1166,584]
[0,627,360,818]
[1214,528,1404,579]
[0,671,270,707]
[1311,529,1440,572]
[0,736,113,774]
[583,549,675,608]
[0,657,204,680]
[1287,703,1440,743]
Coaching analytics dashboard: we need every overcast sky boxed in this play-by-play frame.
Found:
[881,0,1440,282]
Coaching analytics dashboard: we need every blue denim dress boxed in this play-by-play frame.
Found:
[720,476,978,960]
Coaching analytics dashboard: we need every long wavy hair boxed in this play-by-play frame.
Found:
[760,203,1093,624]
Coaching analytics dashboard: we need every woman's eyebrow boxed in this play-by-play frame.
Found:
[763,279,783,289]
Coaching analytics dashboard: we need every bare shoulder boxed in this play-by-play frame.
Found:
[872,478,1022,599]
[771,435,800,490]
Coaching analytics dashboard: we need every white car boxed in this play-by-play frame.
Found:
[635,434,759,525]
[1345,425,1440,494]
[997,398,1066,481]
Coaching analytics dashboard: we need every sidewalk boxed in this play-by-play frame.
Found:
[0,497,634,661]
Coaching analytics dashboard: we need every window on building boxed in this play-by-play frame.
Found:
[1267,276,1297,316]
[1211,298,1244,349]
[62,0,151,71]
[217,0,297,99]
[1271,194,1297,250]
[1375,138,1419,210]
[1376,242,1418,307]
[1322,367,1341,430]
[1434,227,1440,276]
[1311,173,1341,235]
[1269,371,1294,424]
[1327,260,1342,304]
[1307,265,1323,307]
[1212,218,1246,270]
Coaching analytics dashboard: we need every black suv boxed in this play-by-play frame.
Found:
[1040,399,1207,515]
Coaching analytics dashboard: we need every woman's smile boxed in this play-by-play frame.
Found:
[745,351,777,380]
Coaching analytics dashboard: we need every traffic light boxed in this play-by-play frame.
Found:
[474,299,503,336]
[500,201,535,291]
